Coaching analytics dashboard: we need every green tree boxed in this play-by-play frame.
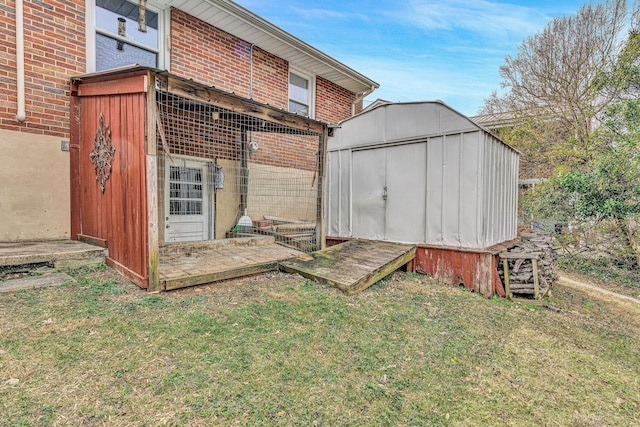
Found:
[523,30,640,267]
[481,0,637,170]
[484,1,640,267]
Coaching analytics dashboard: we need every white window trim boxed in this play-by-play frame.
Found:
[289,67,315,119]
[85,0,170,73]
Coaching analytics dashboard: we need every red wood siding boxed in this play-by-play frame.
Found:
[75,83,149,287]
[413,247,505,298]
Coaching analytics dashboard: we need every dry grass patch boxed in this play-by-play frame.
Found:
[1,267,638,426]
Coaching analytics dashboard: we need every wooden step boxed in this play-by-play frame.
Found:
[0,240,107,270]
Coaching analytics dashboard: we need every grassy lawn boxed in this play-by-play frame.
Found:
[1,266,639,426]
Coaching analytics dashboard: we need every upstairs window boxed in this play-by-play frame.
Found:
[93,0,161,71]
[289,71,314,117]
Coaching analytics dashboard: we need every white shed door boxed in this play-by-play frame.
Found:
[165,160,211,242]
[351,142,427,243]
[384,143,426,243]
[352,149,386,239]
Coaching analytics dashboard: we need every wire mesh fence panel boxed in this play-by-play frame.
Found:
[155,84,323,252]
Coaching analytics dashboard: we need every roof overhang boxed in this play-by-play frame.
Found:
[154,0,379,94]
[71,65,329,135]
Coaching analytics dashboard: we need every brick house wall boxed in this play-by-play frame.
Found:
[1,0,366,241]
[317,76,361,124]
[1,3,359,139]
[170,8,359,123]
[0,0,85,138]
[170,9,288,108]
[169,8,360,174]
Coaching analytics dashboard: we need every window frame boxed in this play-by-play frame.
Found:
[86,0,170,73]
[288,67,315,119]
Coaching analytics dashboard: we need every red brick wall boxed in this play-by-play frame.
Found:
[316,76,358,124]
[170,8,357,124]
[170,8,288,110]
[0,3,357,138]
[0,0,85,137]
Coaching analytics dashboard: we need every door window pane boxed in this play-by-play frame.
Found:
[168,166,204,215]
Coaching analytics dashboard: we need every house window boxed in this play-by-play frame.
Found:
[289,71,314,117]
[90,0,164,72]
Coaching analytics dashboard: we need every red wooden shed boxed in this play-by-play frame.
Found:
[70,66,328,291]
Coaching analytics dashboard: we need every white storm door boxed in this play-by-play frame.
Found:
[165,159,210,242]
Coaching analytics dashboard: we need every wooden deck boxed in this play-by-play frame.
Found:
[280,239,416,295]
[0,240,107,269]
[159,236,306,290]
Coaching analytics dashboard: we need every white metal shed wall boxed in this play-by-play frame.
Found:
[327,102,519,249]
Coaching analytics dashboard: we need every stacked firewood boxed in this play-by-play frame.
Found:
[499,232,558,297]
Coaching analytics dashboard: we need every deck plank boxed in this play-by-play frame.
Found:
[160,238,306,290]
[280,240,416,295]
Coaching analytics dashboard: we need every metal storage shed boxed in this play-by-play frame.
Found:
[326,101,520,296]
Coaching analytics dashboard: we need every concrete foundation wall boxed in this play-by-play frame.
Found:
[0,130,70,241]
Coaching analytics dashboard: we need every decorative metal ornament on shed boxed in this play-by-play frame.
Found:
[90,113,115,194]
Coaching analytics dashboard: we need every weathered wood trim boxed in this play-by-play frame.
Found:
[107,257,148,289]
[78,234,108,248]
[70,91,81,240]
[146,76,157,156]
[502,258,512,299]
[317,128,328,250]
[147,155,160,292]
[165,75,325,135]
[146,76,161,293]
[492,254,506,297]
[163,261,280,290]
[499,252,540,260]
[532,258,540,299]
[77,75,149,97]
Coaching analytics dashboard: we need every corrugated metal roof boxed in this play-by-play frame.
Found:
[155,0,379,94]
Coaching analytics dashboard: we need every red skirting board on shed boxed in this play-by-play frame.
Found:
[412,247,505,298]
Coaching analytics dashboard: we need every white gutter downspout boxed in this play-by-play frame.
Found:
[249,43,254,99]
[15,0,26,122]
[351,85,375,116]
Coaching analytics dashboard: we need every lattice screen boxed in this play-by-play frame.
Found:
[155,84,322,252]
